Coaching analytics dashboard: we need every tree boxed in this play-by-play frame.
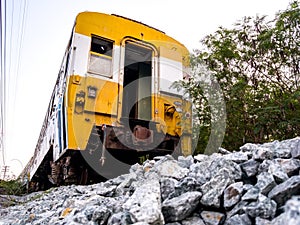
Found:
[180,1,300,153]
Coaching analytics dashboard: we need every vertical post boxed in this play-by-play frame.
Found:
[100,124,107,166]
[1,165,9,180]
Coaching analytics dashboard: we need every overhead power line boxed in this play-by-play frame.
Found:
[0,0,28,167]
[0,0,7,166]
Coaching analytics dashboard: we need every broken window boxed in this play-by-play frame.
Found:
[88,36,113,77]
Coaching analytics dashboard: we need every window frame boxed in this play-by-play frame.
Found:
[87,35,114,78]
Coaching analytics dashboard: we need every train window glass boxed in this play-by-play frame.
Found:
[88,36,113,77]
[91,37,113,56]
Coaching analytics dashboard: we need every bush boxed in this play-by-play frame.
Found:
[0,179,26,196]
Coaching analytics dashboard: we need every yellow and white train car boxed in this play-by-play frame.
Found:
[23,12,192,189]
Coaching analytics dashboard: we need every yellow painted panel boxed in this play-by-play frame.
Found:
[84,77,118,115]
[66,107,94,150]
[66,75,119,150]
[94,114,118,127]
[66,75,94,150]
[74,12,189,65]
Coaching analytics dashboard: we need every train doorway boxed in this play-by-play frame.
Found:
[122,42,152,121]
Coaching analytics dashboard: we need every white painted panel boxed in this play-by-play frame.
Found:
[112,45,121,84]
[29,126,53,179]
[72,33,90,76]
[73,33,120,84]
[159,57,184,95]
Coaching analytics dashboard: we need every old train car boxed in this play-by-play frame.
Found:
[22,12,192,190]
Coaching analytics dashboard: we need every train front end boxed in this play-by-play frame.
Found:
[23,12,192,189]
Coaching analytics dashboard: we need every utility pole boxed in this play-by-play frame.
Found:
[1,165,9,180]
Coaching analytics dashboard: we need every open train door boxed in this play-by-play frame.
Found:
[122,41,153,123]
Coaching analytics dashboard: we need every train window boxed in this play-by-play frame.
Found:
[88,36,113,77]
[91,37,113,56]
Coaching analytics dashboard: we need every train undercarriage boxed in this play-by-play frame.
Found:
[29,121,181,191]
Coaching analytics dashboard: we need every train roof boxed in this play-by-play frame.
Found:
[74,11,190,63]
[111,14,165,34]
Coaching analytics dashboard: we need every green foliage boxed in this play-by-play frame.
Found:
[182,1,300,153]
[0,179,26,196]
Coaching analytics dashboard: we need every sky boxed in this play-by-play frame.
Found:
[1,0,292,178]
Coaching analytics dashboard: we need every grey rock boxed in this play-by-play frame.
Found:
[177,155,194,169]
[253,147,275,161]
[90,205,111,224]
[242,186,260,201]
[244,194,277,219]
[154,159,189,180]
[108,172,137,186]
[268,161,289,183]
[162,191,202,222]
[218,147,231,154]
[268,175,300,207]
[114,173,137,196]
[291,139,300,159]
[251,138,299,159]
[255,217,271,225]
[170,177,201,198]
[200,211,225,225]
[273,148,291,159]
[278,137,300,158]
[142,160,156,172]
[270,196,300,225]
[226,201,249,218]
[223,151,249,163]
[224,214,251,225]
[255,172,276,195]
[269,212,285,225]
[129,163,144,177]
[240,143,259,152]
[207,157,242,181]
[160,177,178,202]
[33,212,57,224]
[275,158,300,177]
[132,222,150,225]
[209,152,224,159]
[282,196,300,225]
[181,215,205,225]
[107,211,133,225]
[240,159,260,177]
[123,178,164,224]
[144,169,160,180]
[73,211,90,224]
[243,184,253,192]
[96,184,116,197]
[2,137,300,225]
[193,154,210,162]
[188,161,211,185]
[153,154,174,161]
[223,182,243,209]
[258,160,273,174]
[201,168,235,208]
[263,139,292,159]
